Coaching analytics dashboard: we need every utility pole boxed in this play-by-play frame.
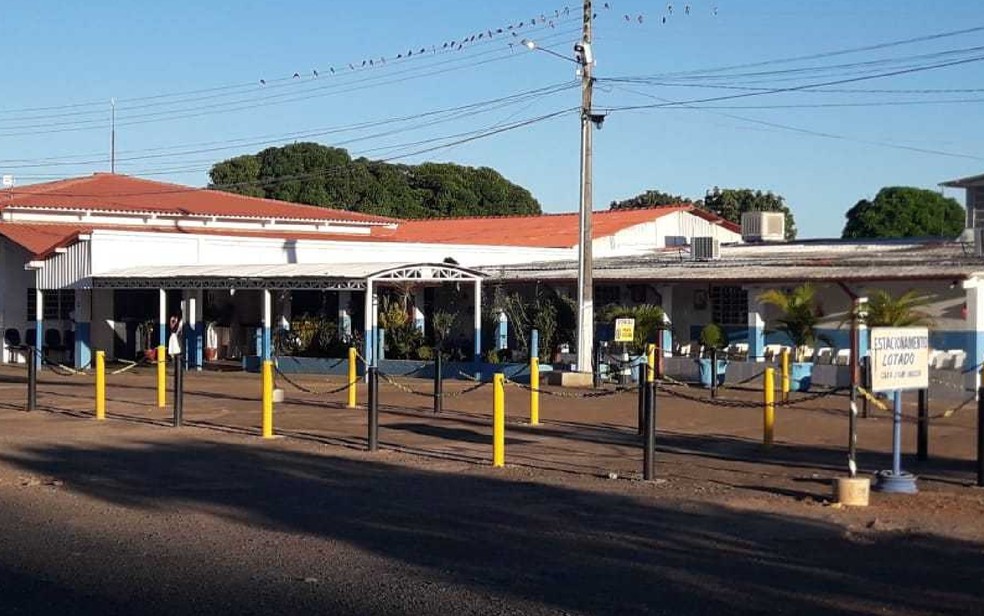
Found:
[575,0,595,374]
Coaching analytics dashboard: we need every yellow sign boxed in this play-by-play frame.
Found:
[614,318,635,343]
[869,327,930,393]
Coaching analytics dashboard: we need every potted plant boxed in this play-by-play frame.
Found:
[140,319,158,362]
[757,283,830,392]
[697,322,729,388]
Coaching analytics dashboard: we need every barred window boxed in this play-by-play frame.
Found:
[26,289,75,320]
[710,285,748,325]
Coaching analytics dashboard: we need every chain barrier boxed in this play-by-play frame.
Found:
[377,370,440,398]
[855,385,890,412]
[273,364,361,396]
[655,381,847,409]
[502,375,636,399]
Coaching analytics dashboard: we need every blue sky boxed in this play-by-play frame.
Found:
[1,0,983,237]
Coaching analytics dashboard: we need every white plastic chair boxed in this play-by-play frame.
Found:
[948,350,967,370]
[835,349,851,366]
[815,348,833,365]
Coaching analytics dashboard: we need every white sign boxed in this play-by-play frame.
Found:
[869,327,930,393]
[614,318,635,343]
[1,175,12,188]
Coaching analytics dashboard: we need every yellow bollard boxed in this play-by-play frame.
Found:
[530,357,540,426]
[262,360,274,438]
[780,348,790,402]
[493,373,505,467]
[157,345,166,408]
[646,344,656,383]
[764,367,775,448]
[95,350,106,420]
[347,347,357,408]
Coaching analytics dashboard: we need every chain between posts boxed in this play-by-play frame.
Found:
[655,381,847,408]
[274,363,362,396]
[502,375,637,399]
[378,370,489,398]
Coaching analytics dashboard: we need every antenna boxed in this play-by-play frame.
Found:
[110,98,116,174]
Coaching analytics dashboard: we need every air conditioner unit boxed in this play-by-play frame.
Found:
[741,211,785,242]
[692,236,720,260]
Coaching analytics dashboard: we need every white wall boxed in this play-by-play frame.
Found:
[593,211,742,258]
[88,230,572,274]
[0,239,36,359]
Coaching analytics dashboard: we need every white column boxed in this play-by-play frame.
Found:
[746,289,766,362]
[363,282,374,366]
[158,289,167,347]
[964,279,984,393]
[659,286,674,357]
[473,279,482,364]
[262,289,272,362]
[34,287,43,370]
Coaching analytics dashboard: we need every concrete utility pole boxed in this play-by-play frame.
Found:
[575,0,595,374]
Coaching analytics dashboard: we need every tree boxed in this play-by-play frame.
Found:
[609,189,694,210]
[841,186,965,239]
[757,283,828,361]
[703,187,797,240]
[856,290,933,327]
[208,143,541,219]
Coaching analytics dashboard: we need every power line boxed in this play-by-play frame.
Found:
[600,54,984,113]
[6,107,577,197]
[0,82,577,170]
[609,84,984,162]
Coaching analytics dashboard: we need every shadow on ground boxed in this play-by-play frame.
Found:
[1,438,982,615]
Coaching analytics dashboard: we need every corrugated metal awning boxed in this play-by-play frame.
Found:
[90,261,485,290]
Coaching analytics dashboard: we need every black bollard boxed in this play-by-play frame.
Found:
[173,353,184,427]
[368,366,379,452]
[917,388,929,462]
[26,346,37,412]
[637,362,646,436]
[860,357,870,419]
[710,348,718,399]
[433,351,443,414]
[593,344,602,389]
[643,376,656,480]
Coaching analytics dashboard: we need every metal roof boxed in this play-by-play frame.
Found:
[940,172,984,188]
[91,261,485,290]
[479,239,984,283]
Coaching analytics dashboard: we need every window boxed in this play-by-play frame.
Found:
[26,289,76,320]
[710,285,748,325]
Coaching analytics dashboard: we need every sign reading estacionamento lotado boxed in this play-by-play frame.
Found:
[869,327,930,393]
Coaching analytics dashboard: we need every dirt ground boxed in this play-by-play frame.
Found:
[0,363,982,615]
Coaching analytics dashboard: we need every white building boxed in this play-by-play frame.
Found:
[0,173,741,369]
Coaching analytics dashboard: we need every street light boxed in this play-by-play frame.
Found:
[523,27,600,375]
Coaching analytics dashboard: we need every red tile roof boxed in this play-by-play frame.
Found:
[0,223,92,259]
[0,222,407,260]
[0,173,395,224]
[383,205,739,247]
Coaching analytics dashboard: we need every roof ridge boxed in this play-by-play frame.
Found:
[398,204,694,224]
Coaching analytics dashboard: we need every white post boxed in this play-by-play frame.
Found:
[473,279,482,364]
[34,287,43,370]
[363,282,374,366]
[158,288,167,347]
[262,289,272,362]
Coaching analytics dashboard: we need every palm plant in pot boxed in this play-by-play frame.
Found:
[757,283,829,391]
[697,322,729,388]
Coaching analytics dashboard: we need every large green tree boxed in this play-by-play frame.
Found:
[609,189,694,210]
[702,187,797,240]
[208,142,541,218]
[841,186,965,239]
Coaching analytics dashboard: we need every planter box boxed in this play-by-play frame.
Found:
[244,355,551,384]
[697,358,729,388]
[791,362,813,392]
